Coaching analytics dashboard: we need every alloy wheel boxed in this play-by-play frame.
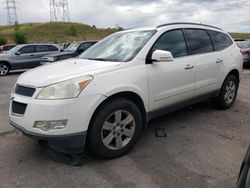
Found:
[0,64,9,76]
[101,110,135,150]
[224,80,236,105]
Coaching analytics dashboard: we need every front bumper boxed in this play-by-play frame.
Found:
[10,121,87,153]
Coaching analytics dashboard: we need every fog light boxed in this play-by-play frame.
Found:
[33,120,68,131]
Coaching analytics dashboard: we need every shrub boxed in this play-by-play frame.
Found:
[0,36,7,45]
[14,31,27,44]
[67,25,77,36]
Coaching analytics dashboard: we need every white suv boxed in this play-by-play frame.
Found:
[9,23,243,158]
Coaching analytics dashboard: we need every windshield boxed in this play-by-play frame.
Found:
[5,45,20,54]
[237,41,250,49]
[65,43,80,52]
[79,30,156,62]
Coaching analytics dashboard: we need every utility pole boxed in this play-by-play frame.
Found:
[5,0,18,25]
[49,0,70,22]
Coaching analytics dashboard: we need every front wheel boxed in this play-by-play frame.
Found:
[215,74,239,109]
[87,98,143,159]
[0,63,9,76]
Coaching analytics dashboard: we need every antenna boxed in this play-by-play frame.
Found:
[5,0,18,25]
[49,0,70,22]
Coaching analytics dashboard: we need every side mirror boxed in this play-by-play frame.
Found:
[151,50,174,62]
[237,145,250,188]
[15,51,21,56]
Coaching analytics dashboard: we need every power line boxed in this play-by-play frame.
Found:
[5,0,18,25]
[49,0,70,22]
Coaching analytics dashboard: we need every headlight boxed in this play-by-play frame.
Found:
[36,75,93,100]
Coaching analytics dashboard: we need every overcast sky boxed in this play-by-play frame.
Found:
[0,0,249,32]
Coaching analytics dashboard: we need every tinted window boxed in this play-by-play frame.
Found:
[48,45,58,51]
[19,46,36,54]
[208,31,233,51]
[152,30,187,58]
[185,29,214,55]
[36,45,49,52]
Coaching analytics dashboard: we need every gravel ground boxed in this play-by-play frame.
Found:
[0,69,250,188]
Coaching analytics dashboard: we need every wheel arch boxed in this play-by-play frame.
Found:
[0,60,11,70]
[227,69,240,83]
[89,91,148,130]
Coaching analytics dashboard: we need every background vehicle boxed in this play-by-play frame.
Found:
[9,23,242,159]
[58,43,71,52]
[41,41,97,64]
[235,40,250,65]
[0,44,17,53]
[237,145,250,188]
[0,44,59,76]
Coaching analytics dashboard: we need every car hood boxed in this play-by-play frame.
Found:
[17,59,121,87]
[0,53,9,59]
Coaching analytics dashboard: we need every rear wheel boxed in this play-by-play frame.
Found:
[215,74,238,109]
[0,63,9,76]
[87,98,143,159]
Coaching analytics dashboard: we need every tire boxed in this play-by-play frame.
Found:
[215,74,239,109]
[0,62,10,76]
[87,98,143,159]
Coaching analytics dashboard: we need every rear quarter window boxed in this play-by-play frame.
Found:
[207,30,233,51]
[184,29,214,55]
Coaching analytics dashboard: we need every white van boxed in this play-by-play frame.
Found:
[9,23,243,158]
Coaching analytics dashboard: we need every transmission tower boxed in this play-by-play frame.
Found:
[5,0,18,25]
[49,0,70,22]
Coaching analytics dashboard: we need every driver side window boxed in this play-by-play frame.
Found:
[152,30,187,58]
[18,45,35,54]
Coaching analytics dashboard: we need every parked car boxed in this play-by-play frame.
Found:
[0,44,17,53]
[0,44,59,76]
[235,40,250,65]
[237,145,250,188]
[58,43,71,52]
[9,23,242,159]
[40,41,97,64]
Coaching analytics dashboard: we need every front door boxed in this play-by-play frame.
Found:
[147,29,195,111]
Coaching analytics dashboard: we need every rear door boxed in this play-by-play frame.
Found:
[184,29,221,97]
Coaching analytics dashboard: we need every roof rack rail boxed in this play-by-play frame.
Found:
[156,22,222,30]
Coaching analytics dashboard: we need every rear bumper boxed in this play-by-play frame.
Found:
[10,121,87,154]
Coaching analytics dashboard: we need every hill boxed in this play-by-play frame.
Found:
[229,33,250,40]
[0,22,117,44]
[0,22,249,44]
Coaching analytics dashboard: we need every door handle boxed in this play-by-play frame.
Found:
[216,59,223,63]
[30,54,34,57]
[185,64,194,70]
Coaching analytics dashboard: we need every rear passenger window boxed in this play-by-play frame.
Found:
[152,30,187,58]
[48,45,58,51]
[185,29,214,55]
[36,45,49,52]
[208,31,233,51]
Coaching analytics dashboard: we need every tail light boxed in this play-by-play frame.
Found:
[240,50,250,55]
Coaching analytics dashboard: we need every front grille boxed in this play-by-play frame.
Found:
[15,84,36,97]
[12,101,27,115]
